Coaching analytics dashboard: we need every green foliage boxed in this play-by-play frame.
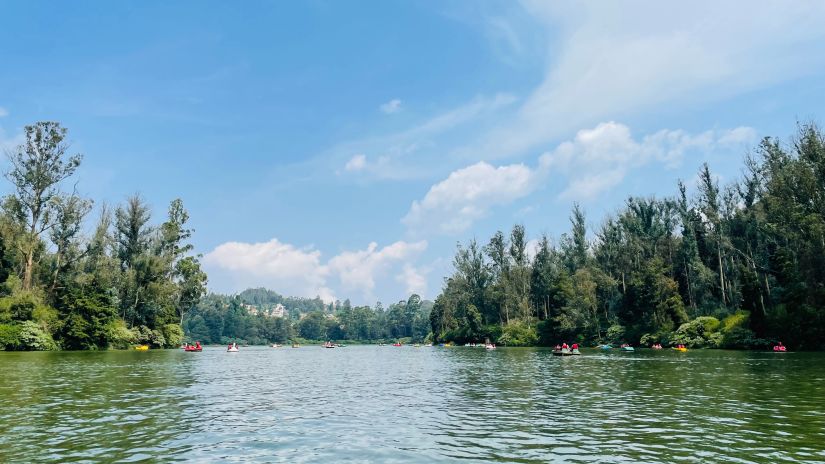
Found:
[56,280,118,350]
[0,321,57,351]
[722,311,749,333]
[640,331,672,346]
[17,321,58,350]
[161,324,184,348]
[430,123,825,349]
[0,323,22,350]
[0,121,208,351]
[605,324,626,344]
[672,317,722,348]
[105,320,138,349]
[184,292,431,344]
[497,320,538,346]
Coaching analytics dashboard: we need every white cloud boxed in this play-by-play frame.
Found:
[455,1,825,161]
[328,240,427,300]
[402,161,535,234]
[538,121,757,200]
[203,238,334,302]
[203,238,428,303]
[396,264,428,296]
[344,154,367,172]
[380,99,402,114]
[0,107,8,118]
[403,122,756,233]
[718,126,758,146]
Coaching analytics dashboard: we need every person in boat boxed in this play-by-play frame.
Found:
[195,341,201,349]
[571,343,579,350]
[555,344,561,350]
[561,342,569,350]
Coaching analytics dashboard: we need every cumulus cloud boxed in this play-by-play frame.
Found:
[538,121,757,200]
[402,161,535,234]
[403,122,756,233]
[203,238,334,302]
[328,240,427,299]
[380,98,402,114]
[203,238,428,303]
[344,154,367,172]
[396,264,428,296]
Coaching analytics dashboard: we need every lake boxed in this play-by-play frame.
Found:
[1,346,824,463]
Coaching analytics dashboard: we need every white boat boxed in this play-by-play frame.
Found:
[227,342,239,352]
[485,344,496,350]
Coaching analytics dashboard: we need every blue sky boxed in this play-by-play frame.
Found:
[2,1,825,305]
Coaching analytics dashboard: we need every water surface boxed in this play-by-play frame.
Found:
[2,346,824,463]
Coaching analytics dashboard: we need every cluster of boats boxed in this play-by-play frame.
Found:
[163,338,793,354]
[461,342,497,350]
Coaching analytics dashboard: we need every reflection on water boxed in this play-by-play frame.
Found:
[2,347,824,463]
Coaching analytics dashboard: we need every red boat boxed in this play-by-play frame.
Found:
[392,343,402,347]
[183,342,203,352]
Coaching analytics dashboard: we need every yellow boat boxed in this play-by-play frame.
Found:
[135,345,150,351]
[673,347,687,352]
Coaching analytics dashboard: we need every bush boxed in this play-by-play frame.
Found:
[161,324,184,348]
[18,321,58,350]
[721,327,770,349]
[606,324,626,344]
[722,311,749,333]
[640,331,673,346]
[106,320,137,349]
[0,323,22,350]
[672,316,722,348]
[497,320,538,346]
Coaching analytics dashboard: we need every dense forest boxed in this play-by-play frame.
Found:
[431,123,825,350]
[0,122,207,350]
[183,290,432,345]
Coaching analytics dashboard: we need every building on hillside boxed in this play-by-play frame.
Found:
[270,303,286,318]
[242,303,259,315]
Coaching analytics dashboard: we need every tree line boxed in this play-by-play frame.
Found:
[183,291,432,345]
[430,123,825,350]
[0,122,207,350]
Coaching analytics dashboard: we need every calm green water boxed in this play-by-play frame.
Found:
[1,346,824,463]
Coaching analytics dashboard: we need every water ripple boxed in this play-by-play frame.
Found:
[2,347,825,462]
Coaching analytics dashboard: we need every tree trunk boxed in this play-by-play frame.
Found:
[23,249,35,290]
[50,252,62,296]
[685,258,695,312]
[717,244,727,306]
[23,205,42,291]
